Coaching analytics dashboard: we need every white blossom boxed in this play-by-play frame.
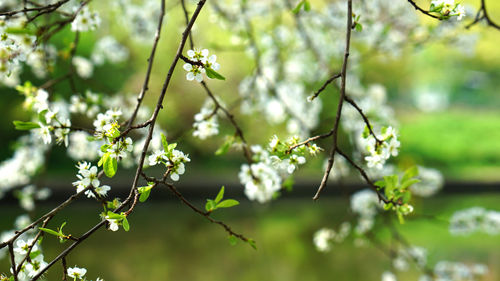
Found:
[67,266,87,280]
[450,207,500,235]
[72,56,94,79]
[239,162,281,203]
[105,217,120,232]
[71,7,101,32]
[313,228,335,252]
[410,166,444,197]
[381,271,397,281]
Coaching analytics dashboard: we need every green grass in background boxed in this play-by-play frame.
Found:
[399,108,500,181]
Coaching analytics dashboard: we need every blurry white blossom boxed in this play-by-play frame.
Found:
[72,56,94,79]
[450,207,500,235]
[410,166,444,197]
[71,7,101,32]
[92,36,129,65]
[313,228,335,252]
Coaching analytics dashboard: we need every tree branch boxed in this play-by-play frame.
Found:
[313,0,353,201]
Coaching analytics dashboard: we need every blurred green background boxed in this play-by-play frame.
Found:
[1,0,500,280]
[1,194,500,281]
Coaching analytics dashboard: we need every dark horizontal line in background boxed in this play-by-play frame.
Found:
[1,181,499,205]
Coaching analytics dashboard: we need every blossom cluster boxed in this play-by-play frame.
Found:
[91,36,129,65]
[183,48,220,82]
[71,6,101,32]
[430,0,466,21]
[239,136,317,203]
[148,142,191,181]
[350,189,383,234]
[72,162,111,198]
[313,222,351,252]
[428,261,488,281]
[112,0,162,42]
[449,207,500,235]
[410,166,444,197]
[0,135,46,200]
[192,99,219,140]
[0,18,56,86]
[14,185,51,211]
[16,83,72,147]
[0,215,49,281]
[362,126,400,170]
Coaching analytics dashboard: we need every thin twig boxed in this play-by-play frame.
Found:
[406,0,441,20]
[126,0,167,128]
[313,0,353,201]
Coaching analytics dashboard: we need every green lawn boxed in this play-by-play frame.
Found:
[399,108,500,181]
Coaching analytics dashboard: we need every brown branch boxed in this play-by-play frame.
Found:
[177,6,255,166]
[126,1,167,128]
[14,217,52,274]
[465,0,500,30]
[200,81,254,164]
[335,148,392,204]
[0,186,91,249]
[406,0,441,20]
[313,0,353,201]
[141,173,251,243]
[181,0,195,49]
[179,54,204,67]
[0,0,69,18]
[309,73,341,101]
[62,257,68,281]
[287,131,333,153]
[344,96,383,144]
[31,3,208,278]
[8,243,18,281]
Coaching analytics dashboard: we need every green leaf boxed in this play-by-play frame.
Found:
[215,136,234,156]
[228,235,238,246]
[362,125,370,138]
[216,199,239,209]
[397,211,405,224]
[247,238,257,250]
[122,217,130,231]
[168,143,177,151]
[30,250,41,260]
[355,23,363,32]
[39,228,65,237]
[401,178,420,190]
[383,203,393,210]
[205,67,226,80]
[106,211,125,220]
[292,1,304,13]
[161,133,168,152]
[6,27,35,35]
[58,222,67,233]
[374,180,386,189]
[205,199,216,212]
[38,109,48,125]
[13,121,40,130]
[98,152,107,167]
[139,188,152,203]
[402,166,419,182]
[103,154,117,178]
[401,191,412,204]
[303,0,311,11]
[215,186,224,203]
